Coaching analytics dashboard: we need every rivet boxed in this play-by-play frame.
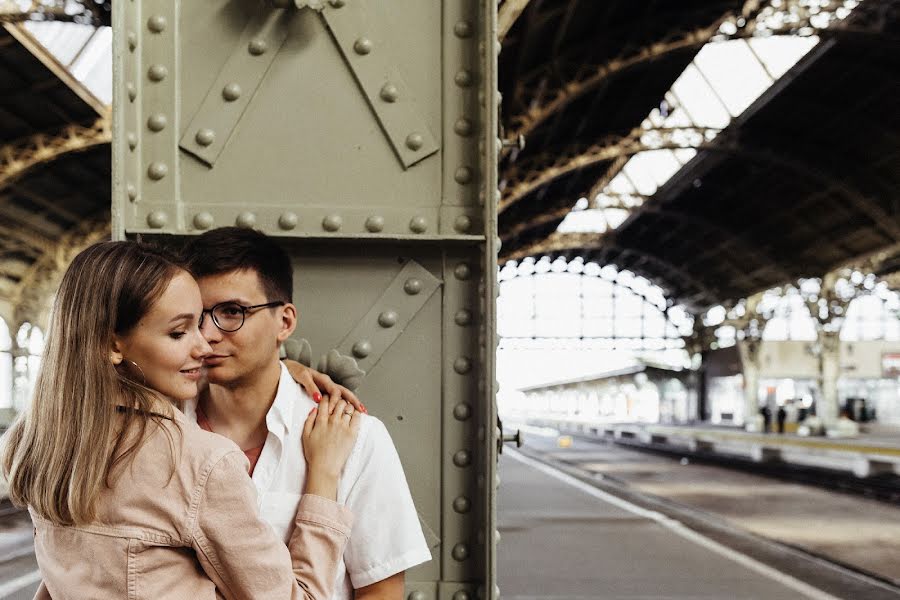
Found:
[146,210,167,229]
[352,340,372,359]
[495,530,502,544]
[248,39,268,56]
[455,166,473,184]
[147,162,168,180]
[452,543,469,561]
[455,69,473,87]
[404,279,422,295]
[454,309,472,326]
[126,132,137,151]
[193,212,214,230]
[454,118,473,137]
[405,133,424,151]
[147,15,166,33]
[453,450,471,467]
[409,216,427,234]
[408,592,426,600]
[147,64,168,82]
[454,215,472,233]
[329,0,345,6]
[453,592,471,600]
[365,216,384,233]
[353,38,373,55]
[126,82,137,102]
[195,128,216,146]
[454,263,472,280]
[322,214,342,232]
[378,311,398,328]
[127,31,137,52]
[454,403,472,421]
[126,183,137,202]
[453,496,471,514]
[454,357,472,374]
[147,113,167,132]
[235,212,256,228]
[278,212,298,230]
[380,83,399,103]
[454,20,473,38]
[222,83,242,101]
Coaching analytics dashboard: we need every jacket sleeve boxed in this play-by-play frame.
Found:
[190,450,353,599]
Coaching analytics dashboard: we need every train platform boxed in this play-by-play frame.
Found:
[525,418,900,478]
[498,441,900,600]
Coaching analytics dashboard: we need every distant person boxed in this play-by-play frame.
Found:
[182,227,432,600]
[760,405,771,433]
[1,241,360,599]
[776,405,787,434]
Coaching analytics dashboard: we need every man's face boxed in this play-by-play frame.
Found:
[196,269,294,387]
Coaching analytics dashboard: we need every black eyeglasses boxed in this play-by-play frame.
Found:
[199,301,286,332]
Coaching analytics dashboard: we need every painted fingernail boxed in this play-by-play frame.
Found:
[362,405,368,414]
[313,392,322,402]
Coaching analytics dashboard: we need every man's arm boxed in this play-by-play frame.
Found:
[354,572,405,600]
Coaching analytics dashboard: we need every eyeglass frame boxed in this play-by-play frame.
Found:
[199,300,286,333]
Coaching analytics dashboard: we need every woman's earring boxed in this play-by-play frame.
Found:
[128,360,147,386]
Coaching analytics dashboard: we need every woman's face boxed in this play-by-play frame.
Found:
[114,271,211,401]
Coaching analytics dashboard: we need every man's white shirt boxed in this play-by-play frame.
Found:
[184,363,431,598]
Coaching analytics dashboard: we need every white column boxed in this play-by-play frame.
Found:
[818,330,841,425]
[737,338,762,431]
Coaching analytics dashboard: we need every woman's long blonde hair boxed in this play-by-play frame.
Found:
[1,241,185,525]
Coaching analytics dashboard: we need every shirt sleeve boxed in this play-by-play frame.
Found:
[190,450,354,599]
[342,417,432,588]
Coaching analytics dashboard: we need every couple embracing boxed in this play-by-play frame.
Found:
[2,227,430,599]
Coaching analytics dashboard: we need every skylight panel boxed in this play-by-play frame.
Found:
[693,40,773,117]
[21,21,112,106]
[622,154,660,196]
[556,208,629,234]
[671,65,732,128]
[748,36,819,78]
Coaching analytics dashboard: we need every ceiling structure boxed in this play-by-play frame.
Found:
[497,0,900,312]
[0,0,897,327]
[0,21,110,326]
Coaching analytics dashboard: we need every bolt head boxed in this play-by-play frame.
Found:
[454,215,472,233]
[404,279,422,295]
[126,183,137,202]
[453,403,472,421]
[126,82,137,102]
[127,31,137,51]
[378,311,399,328]
[235,212,256,228]
[222,83,242,101]
[195,128,216,147]
[453,357,472,374]
[454,263,472,280]
[278,212,299,230]
[454,69,473,87]
[147,210,167,228]
[126,132,137,151]
[329,0,346,6]
[452,496,471,514]
[453,118,473,137]
[248,39,268,55]
[454,20,473,38]
[454,309,472,326]
[147,162,168,180]
[365,216,385,233]
[452,543,469,561]
[147,15,166,33]
[454,167,473,184]
[147,113,167,132]
[353,38,373,55]
[352,340,372,358]
[322,214,343,232]
[193,212,214,230]
[147,64,168,82]
[380,83,399,103]
[408,216,427,233]
[405,133,424,151]
[453,450,471,467]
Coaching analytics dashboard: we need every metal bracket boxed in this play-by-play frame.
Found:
[179,8,291,167]
[320,1,439,169]
[335,260,441,373]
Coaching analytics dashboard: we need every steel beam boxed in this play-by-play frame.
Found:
[497,0,533,42]
[0,117,111,191]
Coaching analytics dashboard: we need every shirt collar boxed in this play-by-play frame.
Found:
[268,362,299,438]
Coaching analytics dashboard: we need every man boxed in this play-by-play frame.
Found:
[181,227,431,599]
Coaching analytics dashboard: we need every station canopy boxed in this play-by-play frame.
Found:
[497,0,899,312]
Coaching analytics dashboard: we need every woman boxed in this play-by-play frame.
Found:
[1,241,360,599]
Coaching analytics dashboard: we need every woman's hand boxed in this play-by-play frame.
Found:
[283,359,367,414]
[302,395,362,501]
